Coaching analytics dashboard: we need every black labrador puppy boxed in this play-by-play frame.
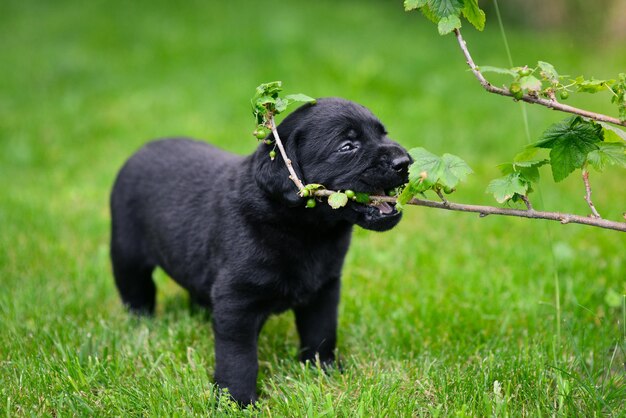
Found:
[110,97,410,405]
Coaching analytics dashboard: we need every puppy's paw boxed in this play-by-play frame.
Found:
[217,386,258,408]
[300,352,343,374]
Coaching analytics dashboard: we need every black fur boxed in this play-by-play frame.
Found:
[110,98,410,405]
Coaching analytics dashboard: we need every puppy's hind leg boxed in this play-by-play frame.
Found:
[112,258,156,315]
[110,226,156,315]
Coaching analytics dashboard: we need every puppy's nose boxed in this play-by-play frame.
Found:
[391,154,411,173]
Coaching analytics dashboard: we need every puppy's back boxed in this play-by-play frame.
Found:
[112,138,241,204]
[110,138,245,281]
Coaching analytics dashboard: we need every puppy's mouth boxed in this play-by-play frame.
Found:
[350,189,400,218]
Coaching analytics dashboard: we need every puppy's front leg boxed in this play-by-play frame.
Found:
[294,278,340,368]
[212,304,262,405]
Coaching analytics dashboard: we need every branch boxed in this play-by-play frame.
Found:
[312,190,626,233]
[269,115,305,192]
[582,169,601,218]
[261,91,624,233]
[453,28,626,128]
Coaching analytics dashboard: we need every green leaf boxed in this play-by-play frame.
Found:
[479,66,516,77]
[537,61,559,84]
[486,173,530,204]
[274,97,288,113]
[303,183,325,192]
[550,140,599,182]
[461,0,485,31]
[497,162,514,175]
[498,151,546,183]
[519,75,542,92]
[531,116,603,149]
[407,147,471,192]
[439,153,473,188]
[600,123,626,143]
[513,147,548,166]
[530,116,603,181]
[254,95,276,107]
[438,14,461,35]
[610,73,626,122]
[284,93,317,104]
[397,184,416,207]
[408,147,443,191]
[404,0,427,11]
[574,76,613,93]
[514,158,549,169]
[587,142,626,171]
[419,4,439,24]
[327,192,348,209]
[255,81,282,98]
[517,166,541,183]
[430,0,463,19]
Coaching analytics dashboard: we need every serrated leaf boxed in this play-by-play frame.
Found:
[574,77,613,93]
[497,162,515,175]
[430,0,463,19]
[587,142,626,171]
[600,123,626,143]
[407,147,471,192]
[550,139,599,182]
[404,0,427,11]
[498,159,544,183]
[284,93,316,104]
[519,75,542,92]
[327,192,348,209]
[274,98,288,113]
[610,73,626,121]
[255,81,282,97]
[440,153,473,188]
[537,61,559,84]
[479,66,516,77]
[529,116,603,181]
[513,148,548,166]
[254,95,276,106]
[438,14,461,35]
[513,148,549,182]
[462,0,485,31]
[514,159,549,169]
[531,116,603,149]
[408,147,443,188]
[486,173,529,204]
[420,4,439,24]
[517,166,541,183]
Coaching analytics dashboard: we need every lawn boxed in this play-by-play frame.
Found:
[1,0,625,416]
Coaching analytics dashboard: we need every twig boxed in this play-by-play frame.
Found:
[453,28,626,127]
[434,189,449,206]
[312,190,626,232]
[520,195,533,211]
[582,169,601,218]
[269,115,305,192]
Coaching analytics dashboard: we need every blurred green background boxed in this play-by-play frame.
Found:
[1,0,625,416]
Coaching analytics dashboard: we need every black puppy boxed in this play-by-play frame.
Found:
[110,98,410,405]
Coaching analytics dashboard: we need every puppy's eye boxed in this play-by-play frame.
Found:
[338,142,357,153]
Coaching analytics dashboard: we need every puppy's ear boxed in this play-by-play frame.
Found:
[254,128,305,207]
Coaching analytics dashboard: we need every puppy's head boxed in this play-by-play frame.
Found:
[254,97,410,232]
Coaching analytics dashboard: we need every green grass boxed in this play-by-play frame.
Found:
[1,0,625,416]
